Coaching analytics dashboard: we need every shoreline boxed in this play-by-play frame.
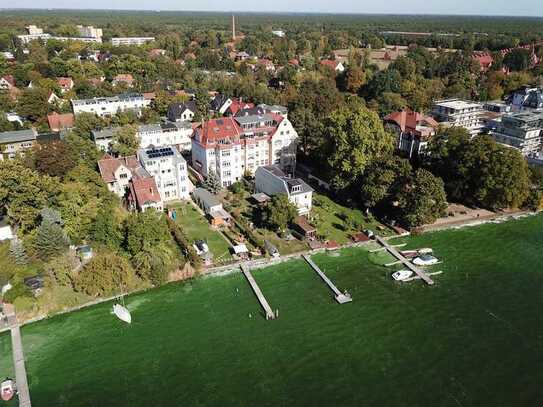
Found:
[4,210,539,330]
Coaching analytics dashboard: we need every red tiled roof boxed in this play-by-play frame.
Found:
[473,52,493,69]
[226,99,255,116]
[320,59,340,69]
[143,92,156,100]
[129,177,161,208]
[56,77,73,89]
[194,117,242,145]
[97,156,140,183]
[47,113,74,131]
[114,74,134,83]
[1,75,16,87]
[385,109,438,133]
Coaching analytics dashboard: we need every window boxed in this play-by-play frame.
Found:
[119,173,128,179]
[165,191,170,198]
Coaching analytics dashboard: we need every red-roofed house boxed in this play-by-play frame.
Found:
[112,73,135,87]
[56,77,74,93]
[47,112,74,132]
[224,98,255,116]
[128,176,163,212]
[97,155,143,197]
[191,107,298,187]
[384,109,439,157]
[320,59,345,73]
[256,58,275,72]
[473,52,494,72]
[0,75,16,90]
[149,48,166,58]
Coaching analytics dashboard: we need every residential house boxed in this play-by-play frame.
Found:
[47,91,62,105]
[256,58,275,72]
[473,52,494,72]
[47,112,75,132]
[255,165,313,215]
[431,99,485,136]
[192,187,232,226]
[224,98,255,116]
[138,146,192,201]
[320,59,345,73]
[149,48,166,58]
[97,155,145,197]
[92,128,116,152]
[112,74,135,87]
[384,109,439,157]
[491,111,543,156]
[127,176,163,212]
[56,77,74,93]
[0,128,37,160]
[138,122,192,151]
[71,94,151,117]
[111,37,155,46]
[0,75,16,90]
[235,51,250,61]
[192,109,298,187]
[210,94,233,115]
[167,101,197,122]
[509,87,543,112]
[235,104,288,118]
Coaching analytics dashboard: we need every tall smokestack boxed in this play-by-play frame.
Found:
[232,14,236,41]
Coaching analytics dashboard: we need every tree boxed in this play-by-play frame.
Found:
[203,169,222,194]
[263,194,298,233]
[193,89,210,122]
[92,207,123,250]
[32,140,76,178]
[16,87,50,122]
[344,67,366,94]
[9,238,29,265]
[34,208,70,260]
[44,253,78,287]
[111,125,139,157]
[503,48,532,72]
[396,169,448,228]
[75,252,140,297]
[324,106,394,191]
[74,112,106,139]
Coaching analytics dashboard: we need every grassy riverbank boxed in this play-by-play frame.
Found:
[2,214,543,406]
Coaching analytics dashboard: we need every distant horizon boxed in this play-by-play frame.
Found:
[3,0,543,18]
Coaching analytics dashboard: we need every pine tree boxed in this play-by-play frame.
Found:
[34,211,70,260]
[9,238,29,265]
[203,169,222,194]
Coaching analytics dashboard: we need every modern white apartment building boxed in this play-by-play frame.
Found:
[491,112,543,156]
[111,37,155,46]
[138,146,192,201]
[18,25,103,44]
[76,25,103,40]
[92,121,192,152]
[255,165,313,215]
[192,110,298,187]
[72,94,151,117]
[431,99,485,136]
[17,26,51,43]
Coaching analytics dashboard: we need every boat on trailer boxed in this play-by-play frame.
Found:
[1,378,15,401]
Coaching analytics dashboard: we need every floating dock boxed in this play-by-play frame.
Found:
[240,265,276,320]
[374,236,434,285]
[302,254,352,304]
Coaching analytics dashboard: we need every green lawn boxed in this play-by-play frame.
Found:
[169,202,233,263]
[3,215,543,406]
[310,193,393,243]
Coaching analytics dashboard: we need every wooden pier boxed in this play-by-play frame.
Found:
[240,265,276,320]
[374,235,434,285]
[302,255,352,304]
[5,309,32,407]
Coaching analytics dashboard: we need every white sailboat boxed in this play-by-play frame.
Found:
[113,303,132,324]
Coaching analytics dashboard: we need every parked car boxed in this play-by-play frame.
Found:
[413,255,439,266]
[392,270,413,281]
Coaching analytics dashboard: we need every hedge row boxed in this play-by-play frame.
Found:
[166,217,203,270]
[230,213,266,253]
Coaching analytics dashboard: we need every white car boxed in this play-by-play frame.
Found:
[392,270,414,281]
[413,255,439,266]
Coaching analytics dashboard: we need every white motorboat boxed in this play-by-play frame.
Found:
[1,378,15,401]
[413,255,439,266]
[392,270,414,281]
[113,303,132,324]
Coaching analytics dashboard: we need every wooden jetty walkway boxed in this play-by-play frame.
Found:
[302,255,352,304]
[374,235,434,285]
[240,265,276,320]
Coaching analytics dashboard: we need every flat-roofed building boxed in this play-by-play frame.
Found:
[111,37,155,46]
[491,111,543,156]
[72,94,151,117]
[431,99,485,136]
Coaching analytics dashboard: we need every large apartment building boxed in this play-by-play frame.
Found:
[138,146,191,201]
[72,94,151,117]
[111,37,155,46]
[92,121,192,152]
[18,25,103,44]
[491,112,543,156]
[0,129,38,160]
[384,109,439,157]
[191,110,298,187]
[431,99,485,136]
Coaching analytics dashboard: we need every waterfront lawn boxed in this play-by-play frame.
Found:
[6,214,543,406]
[169,202,233,263]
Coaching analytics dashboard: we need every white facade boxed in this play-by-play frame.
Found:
[138,122,193,151]
[255,166,313,215]
[192,113,298,188]
[431,99,485,136]
[72,94,151,117]
[138,146,191,201]
[111,37,155,46]
[491,112,543,156]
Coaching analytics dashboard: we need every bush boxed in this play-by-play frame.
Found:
[231,212,266,252]
[166,217,202,270]
[3,282,33,304]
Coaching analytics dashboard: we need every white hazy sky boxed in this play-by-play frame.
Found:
[6,0,543,17]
